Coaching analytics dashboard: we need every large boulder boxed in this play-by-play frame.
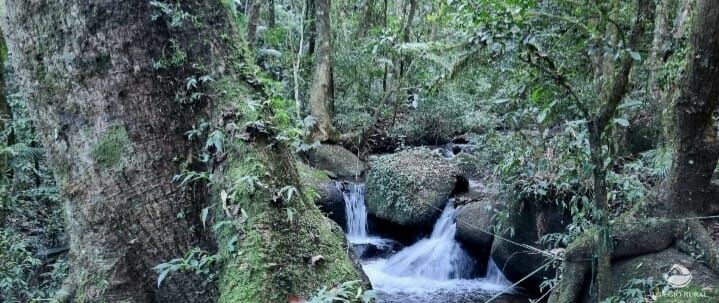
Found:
[456,198,496,256]
[305,144,366,178]
[365,149,466,228]
[297,162,346,227]
[490,197,571,292]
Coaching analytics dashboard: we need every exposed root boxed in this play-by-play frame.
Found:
[686,220,719,272]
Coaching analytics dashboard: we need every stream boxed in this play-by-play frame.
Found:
[338,182,515,303]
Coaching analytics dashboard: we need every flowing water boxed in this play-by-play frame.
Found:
[339,182,514,303]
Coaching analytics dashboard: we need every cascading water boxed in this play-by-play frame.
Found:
[338,181,514,303]
[338,182,394,248]
[340,182,369,240]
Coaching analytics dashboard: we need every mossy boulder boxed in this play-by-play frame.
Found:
[490,198,571,291]
[451,152,484,178]
[365,149,466,228]
[297,162,345,228]
[305,144,366,178]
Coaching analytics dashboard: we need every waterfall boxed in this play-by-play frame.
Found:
[374,202,475,279]
[338,182,515,302]
[340,182,368,239]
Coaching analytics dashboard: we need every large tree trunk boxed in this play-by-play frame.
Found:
[2,1,362,302]
[308,0,339,142]
[653,0,719,217]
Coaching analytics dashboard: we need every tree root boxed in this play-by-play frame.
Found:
[548,215,719,302]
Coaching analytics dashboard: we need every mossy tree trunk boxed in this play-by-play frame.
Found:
[2,1,362,302]
[308,0,339,142]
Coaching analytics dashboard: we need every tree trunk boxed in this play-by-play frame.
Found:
[359,0,376,37]
[247,0,262,49]
[0,26,9,224]
[2,1,362,302]
[306,0,317,57]
[268,0,276,29]
[308,0,339,142]
[654,0,719,217]
[398,0,417,78]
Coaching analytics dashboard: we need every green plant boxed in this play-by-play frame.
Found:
[153,248,219,288]
[150,1,191,28]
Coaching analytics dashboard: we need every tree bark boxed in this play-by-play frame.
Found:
[308,0,339,142]
[0,26,9,224]
[2,1,362,302]
[654,0,719,217]
[268,0,276,29]
[247,0,262,49]
[358,0,376,37]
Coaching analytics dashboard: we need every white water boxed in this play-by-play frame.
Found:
[339,182,393,247]
[338,183,514,302]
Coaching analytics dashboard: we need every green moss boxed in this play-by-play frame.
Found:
[91,125,129,169]
[216,142,361,302]
[365,148,461,226]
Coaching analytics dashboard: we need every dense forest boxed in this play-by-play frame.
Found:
[1,0,719,302]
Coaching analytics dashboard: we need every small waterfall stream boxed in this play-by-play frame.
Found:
[338,181,514,303]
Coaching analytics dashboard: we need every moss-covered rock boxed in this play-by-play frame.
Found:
[365,148,465,228]
[305,144,366,178]
[297,161,346,227]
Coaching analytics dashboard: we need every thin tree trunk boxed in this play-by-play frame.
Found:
[268,0,276,29]
[308,0,339,142]
[0,27,9,224]
[306,0,317,56]
[584,0,652,299]
[359,0,376,37]
[2,1,362,302]
[247,0,262,49]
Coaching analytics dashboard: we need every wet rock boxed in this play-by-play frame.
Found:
[305,144,366,178]
[297,162,346,227]
[456,199,496,256]
[365,148,466,228]
[490,198,571,292]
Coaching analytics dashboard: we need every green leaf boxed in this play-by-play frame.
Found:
[628,50,641,61]
[201,207,210,229]
[613,118,630,127]
[157,269,170,288]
